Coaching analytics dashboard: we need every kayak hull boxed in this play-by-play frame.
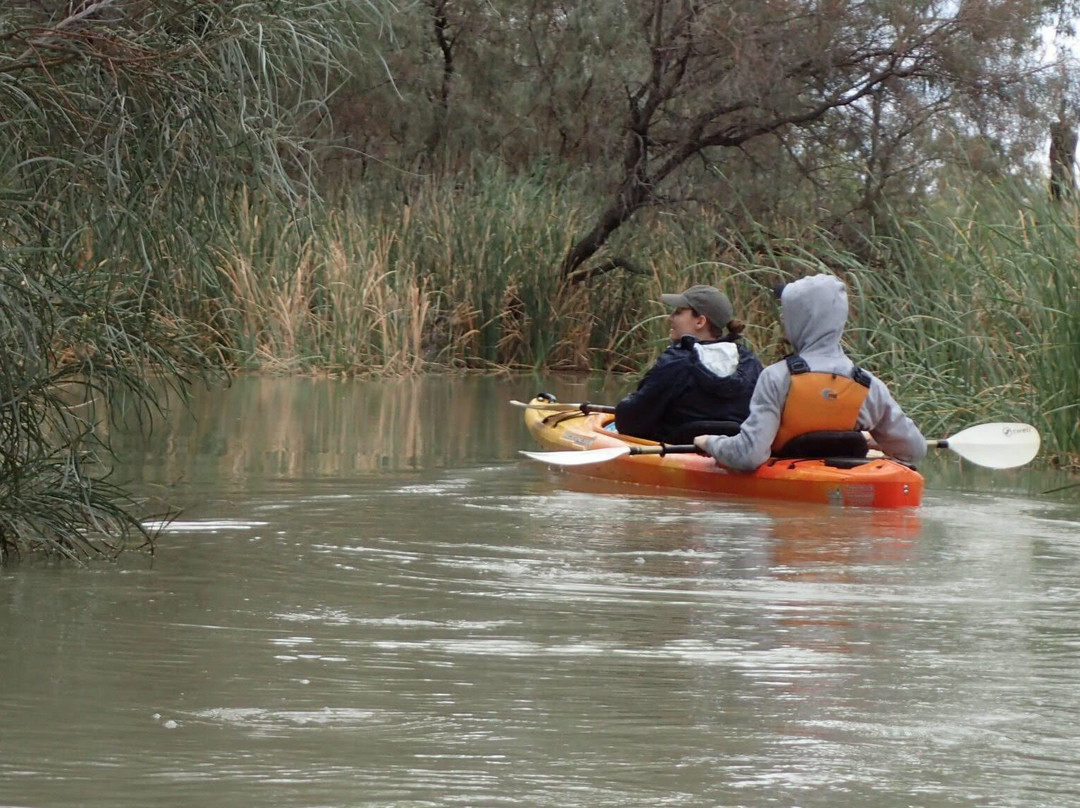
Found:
[523,397,924,508]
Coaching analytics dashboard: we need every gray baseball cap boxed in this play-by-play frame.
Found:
[660,284,734,330]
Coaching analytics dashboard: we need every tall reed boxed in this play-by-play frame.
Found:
[0,0,388,559]
[193,168,1080,463]
[858,187,1080,462]
[689,190,1079,461]
[206,167,719,375]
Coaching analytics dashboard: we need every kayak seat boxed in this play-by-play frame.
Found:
[663,420,743,444]
[823,457,874,469]
[774,430,868,459]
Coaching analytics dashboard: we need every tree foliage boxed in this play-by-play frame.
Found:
[1,0,1076,560]
[0,0,390,560]
[326,0,1063,276]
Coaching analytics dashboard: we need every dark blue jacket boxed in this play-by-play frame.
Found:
[615,335,763,443]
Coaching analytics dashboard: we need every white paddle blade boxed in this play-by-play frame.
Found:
[519,447,631,467]
[510,400,581,411]
[943,422,1040,469]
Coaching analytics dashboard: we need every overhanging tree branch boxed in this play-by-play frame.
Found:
[559,3,985,281]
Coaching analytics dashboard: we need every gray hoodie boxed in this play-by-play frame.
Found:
[700,274,927,471]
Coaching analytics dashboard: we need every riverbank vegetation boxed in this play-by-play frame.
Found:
[3,0,1079,558]
[0,0,387,559]
[207,172,1080,463]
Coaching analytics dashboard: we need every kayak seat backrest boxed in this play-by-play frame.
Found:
[663,420,743,444]
[773,430,868,459]
[823,457,874,469]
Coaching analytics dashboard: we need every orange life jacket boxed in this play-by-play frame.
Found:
[773,355,871,452]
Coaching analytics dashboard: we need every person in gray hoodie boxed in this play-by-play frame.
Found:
[693,274,926,471]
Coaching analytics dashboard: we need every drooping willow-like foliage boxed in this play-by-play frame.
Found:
[0,0,392,560]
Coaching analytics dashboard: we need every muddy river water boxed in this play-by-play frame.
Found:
[1,376,1078,808]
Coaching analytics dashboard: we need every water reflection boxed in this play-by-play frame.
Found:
[117,375,570,484]
[3,376,1080,808]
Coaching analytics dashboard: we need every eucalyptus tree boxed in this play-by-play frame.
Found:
[0,0,390,560]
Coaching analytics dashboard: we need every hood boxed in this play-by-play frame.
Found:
[693,340,739,378]
[686,337,759,392]
[780,275,847,354]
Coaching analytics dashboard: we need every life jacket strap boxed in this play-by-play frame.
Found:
[784,354,810,374]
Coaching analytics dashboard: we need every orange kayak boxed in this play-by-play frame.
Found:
[523,396,924,508]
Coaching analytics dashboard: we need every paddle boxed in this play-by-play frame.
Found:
[521,422,1041,470]
[520,443,699,466]
[927,422,1040,470]
[510,399,616,414]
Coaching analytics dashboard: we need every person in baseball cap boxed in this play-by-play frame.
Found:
[660,284,735,339]
[614,283,763,443]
